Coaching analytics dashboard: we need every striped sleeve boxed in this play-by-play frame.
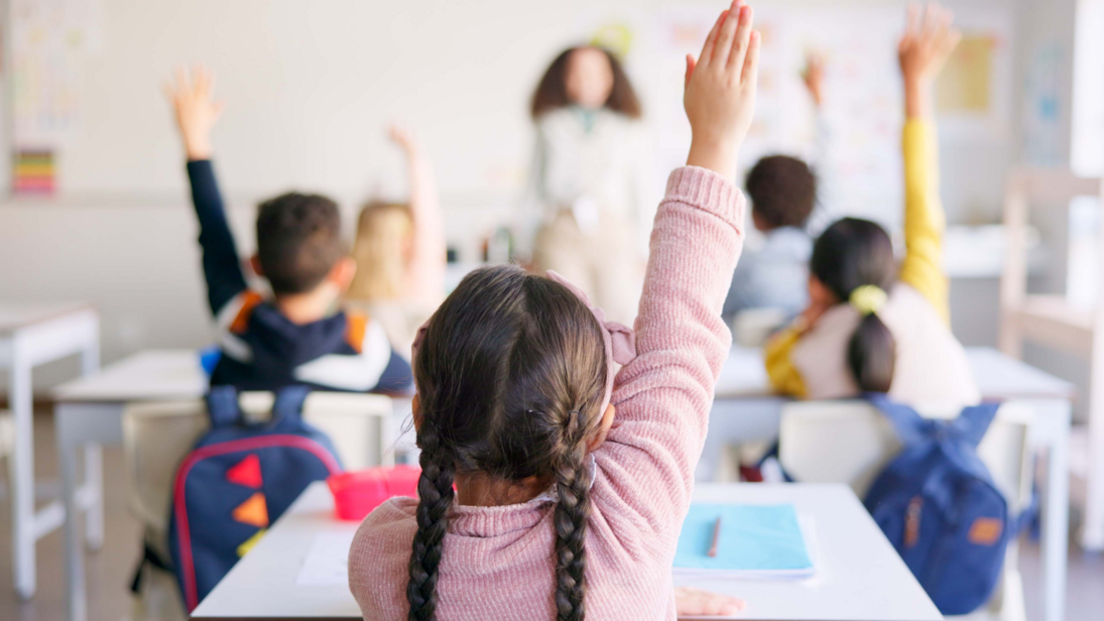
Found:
[293,317,413,393]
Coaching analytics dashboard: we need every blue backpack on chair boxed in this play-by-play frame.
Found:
[168,385,343,611]
[864,394,1010,616]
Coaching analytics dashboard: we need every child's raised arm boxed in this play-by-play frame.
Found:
[165,66,247,317]
[896,3,960,324]
[593,0,757,534]
[388,126,446,307]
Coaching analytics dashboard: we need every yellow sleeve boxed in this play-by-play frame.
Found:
[897,119,950,325]
[764,326,807,398]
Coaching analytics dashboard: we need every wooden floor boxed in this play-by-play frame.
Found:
[0,411,1102,621]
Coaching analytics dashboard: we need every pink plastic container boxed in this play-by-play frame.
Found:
[327,466,422,521]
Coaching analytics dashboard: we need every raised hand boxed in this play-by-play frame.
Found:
[802,51,826,107]
[388,125,421,157]
[683,0,761,178]
[164,65,224,161]
[898,2,961,118]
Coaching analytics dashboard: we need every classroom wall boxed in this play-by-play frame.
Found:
[0,0,1080,395]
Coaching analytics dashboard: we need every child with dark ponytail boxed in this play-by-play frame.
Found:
[765,2,979,407]
[349,3,759,619]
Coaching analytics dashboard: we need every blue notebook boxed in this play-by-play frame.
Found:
[674,503,814,578]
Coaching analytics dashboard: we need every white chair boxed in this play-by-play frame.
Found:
[123,391,394,621]
[779,400,1033,621]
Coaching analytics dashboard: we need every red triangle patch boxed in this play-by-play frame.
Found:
[226,454,263,489]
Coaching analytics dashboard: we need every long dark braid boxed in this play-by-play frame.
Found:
[404,266,607,621]
[553,415,593,621]
[406,418,455,621]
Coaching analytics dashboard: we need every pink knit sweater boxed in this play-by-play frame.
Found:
[348,166,745,621]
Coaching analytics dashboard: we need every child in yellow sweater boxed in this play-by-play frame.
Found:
[764,2,979,408]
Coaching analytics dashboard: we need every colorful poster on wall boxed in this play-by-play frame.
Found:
[9,0,103,193]
[13,149,56,193]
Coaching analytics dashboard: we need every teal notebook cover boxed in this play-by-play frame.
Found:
[674,503,812,572]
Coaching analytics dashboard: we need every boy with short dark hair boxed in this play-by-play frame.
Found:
[166,66,412,393]
[722,53,833,320]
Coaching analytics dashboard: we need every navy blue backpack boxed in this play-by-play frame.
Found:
[168,386,343,611]
[864,394,1012,616]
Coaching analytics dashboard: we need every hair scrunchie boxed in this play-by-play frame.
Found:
[849,285,887,316]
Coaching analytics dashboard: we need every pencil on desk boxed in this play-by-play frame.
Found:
[708,516,722,558]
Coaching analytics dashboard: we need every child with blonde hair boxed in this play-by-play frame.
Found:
[347,127,447,356]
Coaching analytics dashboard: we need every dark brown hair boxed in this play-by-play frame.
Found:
[255,192,346,295]
[810,218,897,393]
[746,155,818,230]
[530,46,642,119]
[406,265,608,621]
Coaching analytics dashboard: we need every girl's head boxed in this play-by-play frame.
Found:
[809,218,897,393]
[531,46,642,119]
[347,202,413,302]
[407,265,633,621]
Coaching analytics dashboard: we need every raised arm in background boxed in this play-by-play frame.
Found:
[389,126,446,307]
[165,66,247,316]
[896,2,961,324]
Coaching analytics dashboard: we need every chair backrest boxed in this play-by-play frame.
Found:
[779,400,1033,511]
[123,391,393,534]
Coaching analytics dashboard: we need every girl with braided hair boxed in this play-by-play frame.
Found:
[349,2,759,619]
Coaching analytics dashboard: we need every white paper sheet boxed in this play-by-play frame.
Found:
[296,531,356,587]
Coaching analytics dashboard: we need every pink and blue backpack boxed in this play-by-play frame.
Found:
[168,386,342,611]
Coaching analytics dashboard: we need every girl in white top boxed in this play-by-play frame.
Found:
[522,46,655,325]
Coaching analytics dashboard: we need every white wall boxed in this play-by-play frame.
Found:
[0,0,1056,394]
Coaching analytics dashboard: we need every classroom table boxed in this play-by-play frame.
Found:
[191,481,941,621]
[705,345,1073,621]
[0,302,99,600]
[53,346,1073,621]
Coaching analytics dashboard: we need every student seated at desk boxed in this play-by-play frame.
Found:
[722,52,835,322]
[346,126,446,358]
[764,3,978,407]
[348,2,758,619]
[165,68,412,393]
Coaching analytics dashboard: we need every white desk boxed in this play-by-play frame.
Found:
[51,349,416,621]
[0,302,99,600]
[54,345,1072,621]
[52,349,205,621]
[678,483,941,621]
[193,481,940,621]
[705,346,1073,621]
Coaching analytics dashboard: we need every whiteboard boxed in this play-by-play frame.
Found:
[4,0,1013,212]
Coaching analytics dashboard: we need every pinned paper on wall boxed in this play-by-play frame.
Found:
[937,34,998,114]
[10,0,103,152]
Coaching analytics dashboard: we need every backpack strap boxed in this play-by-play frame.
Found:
[951,402,1001,448]
[866,393,928,446]
[269,385,311,431]
[205,385,244,428]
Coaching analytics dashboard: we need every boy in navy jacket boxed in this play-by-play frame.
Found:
[166,67,411,393]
